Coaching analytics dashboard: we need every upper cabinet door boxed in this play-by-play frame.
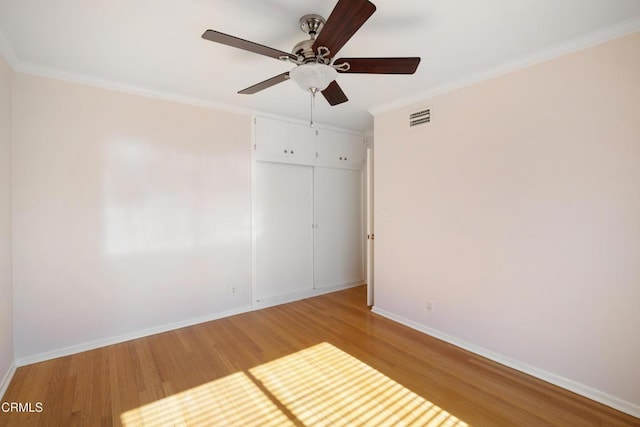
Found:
[316,129,364,170]
[255,117,290,163]
[287,123,317,166]
[255,117,317,166]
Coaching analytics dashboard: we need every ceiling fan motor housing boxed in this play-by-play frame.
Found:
[292,39,318,63]
[294,14,329,63]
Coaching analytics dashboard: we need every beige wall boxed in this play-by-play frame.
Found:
[12,73,252,359]
[0,53,13,393]
[374,32,640,411]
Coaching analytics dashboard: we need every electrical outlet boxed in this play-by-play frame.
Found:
[426,301,433,313]
[232,287,236,294]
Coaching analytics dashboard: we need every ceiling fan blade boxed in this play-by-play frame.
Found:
[202,30,297,61]
[333,57,421,74]
[238,72,290,94]
[312,0,376,58]
[322,80,349,106]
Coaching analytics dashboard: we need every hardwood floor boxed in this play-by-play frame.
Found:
[1,286,638,426]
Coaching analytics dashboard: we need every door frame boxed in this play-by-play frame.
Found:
[366,148,374,306]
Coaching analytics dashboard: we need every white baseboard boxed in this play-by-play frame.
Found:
[14,283,365,368]
[254,282,364,310]
[371,307,640,419]
[0,361,17,400]
[15,305,254,367]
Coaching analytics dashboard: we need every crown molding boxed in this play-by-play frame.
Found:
[12,60,359,133]
[254,111,363,136]
[15,60,259,118]
[369,17,640,116]
[3,17,639,136]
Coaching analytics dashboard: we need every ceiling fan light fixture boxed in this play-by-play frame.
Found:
[289,63,337,92]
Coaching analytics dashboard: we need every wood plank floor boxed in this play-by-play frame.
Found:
[1,286,638,426]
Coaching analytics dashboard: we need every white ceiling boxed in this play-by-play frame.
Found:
[1,0,639,132]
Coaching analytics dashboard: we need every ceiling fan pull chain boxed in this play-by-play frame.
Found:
[309,88,317,128]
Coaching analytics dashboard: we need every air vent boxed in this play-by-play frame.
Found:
[409,108,430,127]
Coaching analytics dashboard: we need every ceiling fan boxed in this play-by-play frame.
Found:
[202,0,420,123]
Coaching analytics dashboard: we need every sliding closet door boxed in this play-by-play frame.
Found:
[255,161,314,300]
[313,167,364,289]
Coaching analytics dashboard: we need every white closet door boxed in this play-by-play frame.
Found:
[256,162,314,300]
[314,167,364,289]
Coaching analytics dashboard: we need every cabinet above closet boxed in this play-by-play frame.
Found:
[254,116,364,170]
[254,117,316,166]
[316,128,364,169]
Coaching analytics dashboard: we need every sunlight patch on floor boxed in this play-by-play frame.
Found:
[121,342,467,426]
[120,371,293,426]
[251,342,467,426]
